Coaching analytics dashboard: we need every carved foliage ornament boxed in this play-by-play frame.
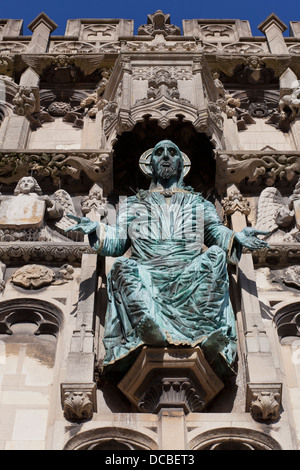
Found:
[222,191,250,226]
[250,391,281,422]
[246,383,282,422]
[81,183,107,217]
[216,152,300,191]
[61,383,97,422]
[138,377,205,413]
[0,151,111,186]
[63,391,94,421]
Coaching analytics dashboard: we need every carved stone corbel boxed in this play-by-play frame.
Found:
[116,109,136,133]
[61,383,97,421]
[246,383,282,422]
[118,346,224,414]
[138,377,205,413]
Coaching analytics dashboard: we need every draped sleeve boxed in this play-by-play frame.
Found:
[203,200,242,263]
[89,196,136,257]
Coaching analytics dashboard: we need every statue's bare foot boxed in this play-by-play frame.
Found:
[137,317,167,345]
[201,329,229,363]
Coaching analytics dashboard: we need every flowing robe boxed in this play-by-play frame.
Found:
[92,189,241,376]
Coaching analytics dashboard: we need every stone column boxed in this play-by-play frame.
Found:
[258,13,288,54]
[61,253,98,421]
[117,55,135,132]
[192,56,208,131]
[226,184,282,421]
[158,409,186,450]
[27,12,57,53]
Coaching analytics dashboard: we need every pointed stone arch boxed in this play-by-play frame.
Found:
[63,426,158,450]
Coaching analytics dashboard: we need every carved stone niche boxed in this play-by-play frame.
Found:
[118,346,224,414]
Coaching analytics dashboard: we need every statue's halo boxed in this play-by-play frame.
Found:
[139,148,191,179]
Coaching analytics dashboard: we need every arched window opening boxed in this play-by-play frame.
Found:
[189,427,281,451]
[273,301,300,344]
[63,427,158,451]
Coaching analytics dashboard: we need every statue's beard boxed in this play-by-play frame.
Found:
[156,164,178,180]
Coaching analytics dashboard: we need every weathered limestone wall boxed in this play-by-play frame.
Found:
[0,272,81,450]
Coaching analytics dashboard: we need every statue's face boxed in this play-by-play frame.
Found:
[151,141,182,181]
[18,177,36,194]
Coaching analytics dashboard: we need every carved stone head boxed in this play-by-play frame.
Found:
[14,176,42,195]
[150,140,184,184]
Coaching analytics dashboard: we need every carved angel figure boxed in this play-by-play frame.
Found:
[0,176,82,242]
[80,69,111,117]
[255,180,300,242]
[279,81,300,123]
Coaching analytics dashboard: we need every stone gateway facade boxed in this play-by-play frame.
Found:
[0,9,300,451]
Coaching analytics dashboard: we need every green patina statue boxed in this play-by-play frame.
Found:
[67,140,269,377]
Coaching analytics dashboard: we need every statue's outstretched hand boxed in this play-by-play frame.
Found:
[234,227,271,251]
[65,214,99,234]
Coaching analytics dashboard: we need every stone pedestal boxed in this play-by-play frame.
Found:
[118,346,224,413]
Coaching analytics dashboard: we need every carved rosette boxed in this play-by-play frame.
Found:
[61,384,97,421]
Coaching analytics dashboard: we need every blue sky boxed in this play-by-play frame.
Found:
[0,0,299,36]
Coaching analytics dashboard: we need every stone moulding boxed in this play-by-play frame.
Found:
[246,383,282,422]
[118,346,224,414]
[61,383,97,421]
[0,242,94,266]
[250,244,300,268]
